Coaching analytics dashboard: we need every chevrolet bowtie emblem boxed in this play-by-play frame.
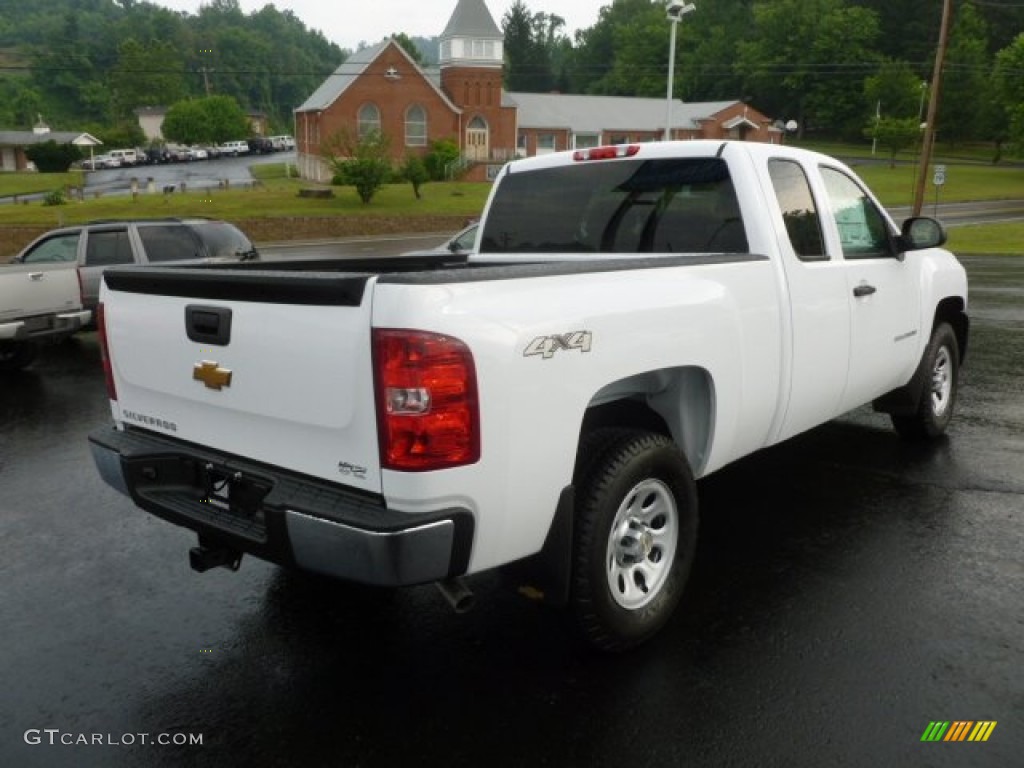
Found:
[193,361,233,390]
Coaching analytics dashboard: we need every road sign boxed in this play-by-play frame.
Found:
[933,166,946,186]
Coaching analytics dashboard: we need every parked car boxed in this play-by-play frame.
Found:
[81,153,120,170]
[10,218,259,317]
[220,140,250,156]
[247,137,274,154]
[144,147,171,164]
[188,147,209,161]
[108,148,141,166]
[267,135,296,151]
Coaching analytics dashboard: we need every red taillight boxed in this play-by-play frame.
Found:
[97,303,117,401]
[75,267,85,306]
[373,329,479,472]
[573,144,641,162]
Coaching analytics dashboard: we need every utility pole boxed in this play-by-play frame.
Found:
[913,0,953,217]
[199,66,213,96]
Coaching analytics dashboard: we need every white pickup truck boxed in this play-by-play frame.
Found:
[89,141,968,649]
[0,260,90,371]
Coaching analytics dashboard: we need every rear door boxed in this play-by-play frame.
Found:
[101,268,383,494]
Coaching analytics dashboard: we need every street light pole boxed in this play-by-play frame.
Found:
[664,2,696,142]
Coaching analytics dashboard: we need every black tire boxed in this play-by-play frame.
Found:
[0,341,38,371]
[571,429,698,651]
[892,323,960,440]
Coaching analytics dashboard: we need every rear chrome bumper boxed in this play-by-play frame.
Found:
[88,426,473,587]
[0,309,91,341]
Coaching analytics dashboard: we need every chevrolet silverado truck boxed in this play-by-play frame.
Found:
[89,141,968,650]
[0,259,90,371]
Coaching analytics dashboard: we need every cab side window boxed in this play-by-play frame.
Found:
[85,230,134,267]
[820,167,893,259]
[767,159,826,262]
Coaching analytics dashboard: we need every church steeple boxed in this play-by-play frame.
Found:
[439,0,503,69]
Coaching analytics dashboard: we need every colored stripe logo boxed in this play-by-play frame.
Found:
[921,721,997,742]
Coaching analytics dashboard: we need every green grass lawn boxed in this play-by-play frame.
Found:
[0,168,491,228]
[852,163,1023,209]
[947,222,1024,255]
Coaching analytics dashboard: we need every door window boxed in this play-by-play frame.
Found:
[820,167,893,259]
[85,230,133,266]
[21,233,80,263]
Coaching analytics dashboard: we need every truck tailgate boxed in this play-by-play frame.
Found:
[101,268,382,494]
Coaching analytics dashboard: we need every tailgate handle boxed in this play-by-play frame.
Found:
[186,305,232,346]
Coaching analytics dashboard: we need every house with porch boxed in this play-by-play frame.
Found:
[0,118,102,172]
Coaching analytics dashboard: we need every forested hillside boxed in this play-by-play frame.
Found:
[0,0,347,135]
[503,0,1024,146]
[0,0,1022,148]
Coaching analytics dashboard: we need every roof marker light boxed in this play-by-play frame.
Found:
[573,145,641,162]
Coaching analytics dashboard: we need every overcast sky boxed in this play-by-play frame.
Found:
[157,1,605,52]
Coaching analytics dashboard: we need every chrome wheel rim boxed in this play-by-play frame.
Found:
[605,479,679,610]
[930,345,953,417]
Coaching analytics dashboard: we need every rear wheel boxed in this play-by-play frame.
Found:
[0,341,38,371]
[571,430,698,651]
[892,323,960,440]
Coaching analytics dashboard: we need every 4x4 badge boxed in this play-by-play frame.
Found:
[524,331,593,360]
[193,361,233,390]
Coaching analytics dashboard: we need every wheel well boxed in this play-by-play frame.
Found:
[579,367,714,477]
[935,296,968,363]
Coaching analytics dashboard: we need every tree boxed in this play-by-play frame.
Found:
[423,138,460,181]
[864,117,920,167]
[324,129,393,204]
[864,60,927,121]
[162,95,249,145]
[503,1,564,92]
[993,33,1024,150]
[25,141,81,172]
[938,2,991,146]
[400,154,429,199]
[109,38,186,121]
[392,32,426,67]
[737,0,881,137]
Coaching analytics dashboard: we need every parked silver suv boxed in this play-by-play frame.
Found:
[10,218,259,315]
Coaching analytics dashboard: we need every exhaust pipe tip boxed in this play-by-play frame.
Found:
[435,578,475,614]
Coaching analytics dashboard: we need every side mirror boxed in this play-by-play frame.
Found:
[899,216,947,252]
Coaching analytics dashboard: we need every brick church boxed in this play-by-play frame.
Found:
[294,0,778,183]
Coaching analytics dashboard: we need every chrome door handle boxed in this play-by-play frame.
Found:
[28,272,44,281]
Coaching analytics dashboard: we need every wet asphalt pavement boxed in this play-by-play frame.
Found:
[1,255,1021,768]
